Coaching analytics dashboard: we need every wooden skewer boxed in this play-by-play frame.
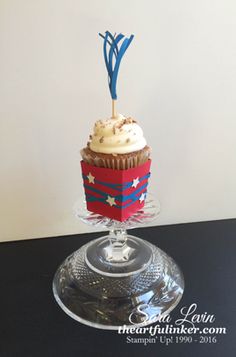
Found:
[112,99,116,118]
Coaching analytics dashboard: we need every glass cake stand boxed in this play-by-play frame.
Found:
[53,194,184,330]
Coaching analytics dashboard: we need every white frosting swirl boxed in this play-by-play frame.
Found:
[89,114,147,154]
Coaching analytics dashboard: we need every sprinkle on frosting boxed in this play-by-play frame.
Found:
[88,113,147,154]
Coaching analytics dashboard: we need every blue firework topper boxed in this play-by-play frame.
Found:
[99,31,134,100]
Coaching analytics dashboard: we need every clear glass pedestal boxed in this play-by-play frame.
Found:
[53,194,184,330]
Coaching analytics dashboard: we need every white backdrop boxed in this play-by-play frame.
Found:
[1,0,236,242]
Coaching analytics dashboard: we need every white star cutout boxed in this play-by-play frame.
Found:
[139,192,146,203]
[87,172,95,184]
[106,195,116,206]
[132,177,140,188]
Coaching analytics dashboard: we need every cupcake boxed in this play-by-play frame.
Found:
[80,31,151,221]
[81,113,151,170]
[80,113,151,221]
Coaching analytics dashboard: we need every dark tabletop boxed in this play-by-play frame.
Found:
[0,219,236,357]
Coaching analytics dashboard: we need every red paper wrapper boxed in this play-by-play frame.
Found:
[81,159,151,221]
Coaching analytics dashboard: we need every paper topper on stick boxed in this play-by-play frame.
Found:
[99,31,134,118]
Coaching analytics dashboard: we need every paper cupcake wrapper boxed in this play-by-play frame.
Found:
[81,159,151,221]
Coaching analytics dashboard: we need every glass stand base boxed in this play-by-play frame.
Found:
[53,235,184,330]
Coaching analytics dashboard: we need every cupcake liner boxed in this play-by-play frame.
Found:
[80,147,151,170]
